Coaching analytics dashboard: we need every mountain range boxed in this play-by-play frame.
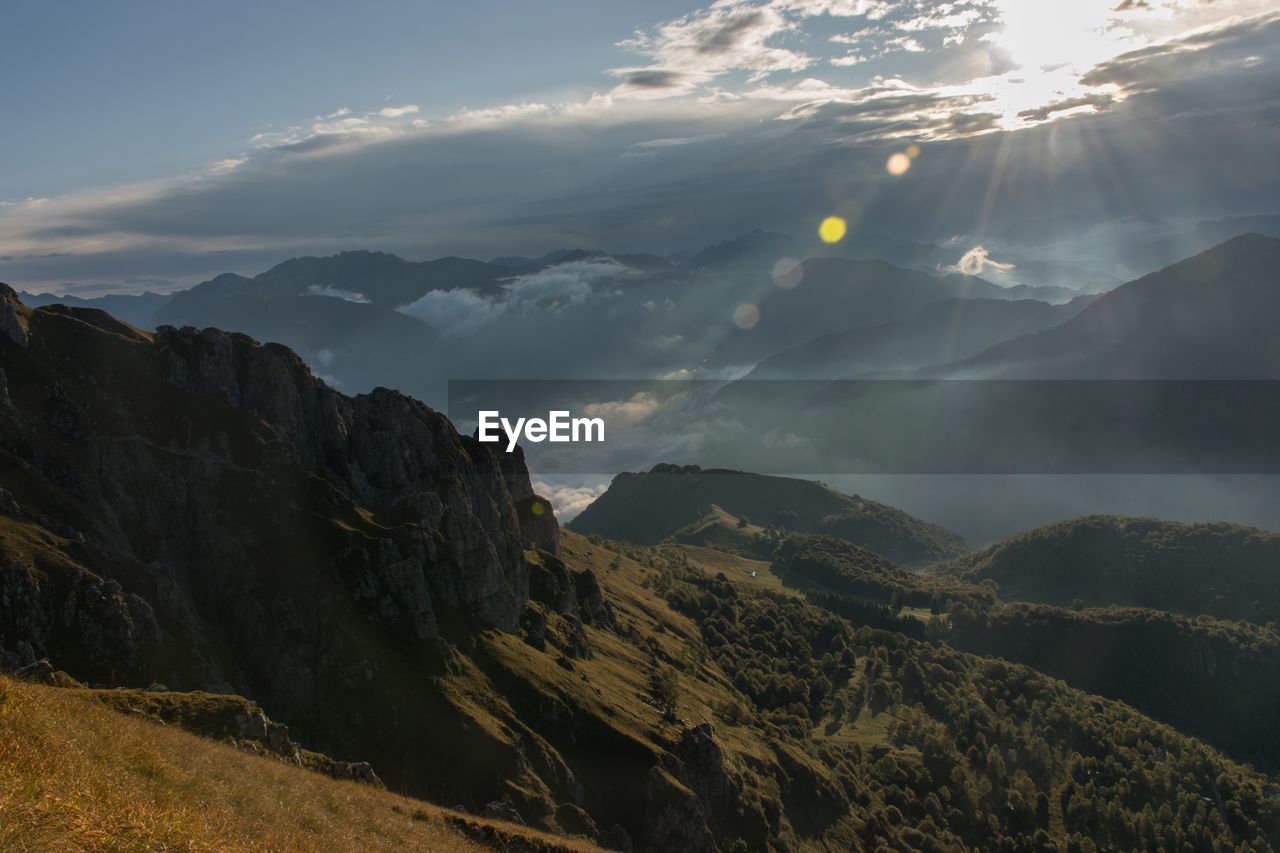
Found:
[4,278,1280,849]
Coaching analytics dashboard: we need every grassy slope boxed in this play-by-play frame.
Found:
[0,674,596,852]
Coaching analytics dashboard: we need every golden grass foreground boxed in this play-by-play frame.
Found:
[0,674,599,852]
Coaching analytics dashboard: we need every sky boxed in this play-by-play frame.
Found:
[3,0,1278,291]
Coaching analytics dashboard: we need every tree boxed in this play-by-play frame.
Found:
[654,666,681,717]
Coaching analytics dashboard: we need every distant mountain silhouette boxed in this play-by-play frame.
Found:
[745,296,1095,379]
[934,234,1280,378]
[702,257,1024,367]
[1123,215,1280,273]
[19,290,170,329]
[568,464,967,566]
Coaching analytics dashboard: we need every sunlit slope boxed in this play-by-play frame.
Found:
[0,674,596,852]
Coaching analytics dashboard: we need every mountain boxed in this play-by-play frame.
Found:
[941,234,1280,378]
[7,287,1280,850]
[0,283,567,801]
[1124,215,1280,274]
[18,290,171,328]
[568,464,968,567]
[978,258,1121,294]
[686,229,809,269]
[151,278,440,394]
[932,514,1280,624]
[702,256,1022,367]
[745,296,1095,379]
[158,250,509,313]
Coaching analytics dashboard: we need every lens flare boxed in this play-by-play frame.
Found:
[887,152,911,176]
[772,257,804,289]
[818,216,847,243]
[734,303,760,329]
[905,144,921,159]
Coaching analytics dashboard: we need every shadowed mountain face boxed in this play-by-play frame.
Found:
[937,234,1280,378]
[568,464,968,567]
[0,282,563,795]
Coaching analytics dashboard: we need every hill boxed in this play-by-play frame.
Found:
[0,673,588,852]
[746,296,1093,379]
[938,234,1280,378]
[568,465,968,567]
[932,514,1280,623]
[784,534,1280,773]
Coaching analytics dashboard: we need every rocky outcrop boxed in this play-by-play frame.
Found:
[0,284,28,348]
[155,324,530,631]
[500,445,560,554]
[0,287,544,794]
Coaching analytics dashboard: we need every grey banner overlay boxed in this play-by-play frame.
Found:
[447,380,1280,475]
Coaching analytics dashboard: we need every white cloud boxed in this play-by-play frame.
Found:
[305,284,370,303]
[396,259,642,335]
[944,246,1015,276]
[529,479,610,520]
[610,2,814,97]
[377,104,420,118]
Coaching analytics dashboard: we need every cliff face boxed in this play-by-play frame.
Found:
[0,283,550,785]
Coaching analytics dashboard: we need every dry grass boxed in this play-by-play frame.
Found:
[0,675,597,852]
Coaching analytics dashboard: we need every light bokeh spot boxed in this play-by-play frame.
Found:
[734,303,761,329]
[887,152,912,176]
[818,216,847,243]
[772,257,804,289]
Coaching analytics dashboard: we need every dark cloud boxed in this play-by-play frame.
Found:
[1017,93,1116,122]
[614,69,691,89]
[695,9,769,55]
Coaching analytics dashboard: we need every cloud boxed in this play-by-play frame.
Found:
[396,259,642,335]
[611,3,813,97]
[207,156,249,175]
[529,479,610,520]
[582,392,666,427]
[397,287,505,335]
[305,284,370,303]
[377,105,419,117]
[945,246,1016,276]
[2,5,1279,289]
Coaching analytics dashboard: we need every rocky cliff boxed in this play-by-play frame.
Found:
[0,282,558,792]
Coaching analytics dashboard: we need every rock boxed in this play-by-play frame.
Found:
[482,793,526,825]
[642,766,717,853]
[0,285,29,349]
[331,760,383,786]
[500,445,560,554]
[15,657,55,683]
[572,570,615,628]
